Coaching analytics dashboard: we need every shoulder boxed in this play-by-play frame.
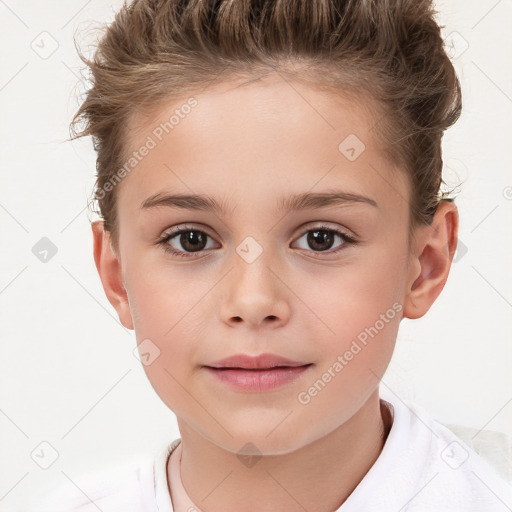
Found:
[386,394,512,511]
[24,441,178,512]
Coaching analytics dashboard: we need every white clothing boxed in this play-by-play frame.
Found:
[26,392,512,511]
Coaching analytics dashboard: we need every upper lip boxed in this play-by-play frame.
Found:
[206,353,311,370]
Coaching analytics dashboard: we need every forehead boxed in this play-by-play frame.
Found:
[126,73,383,157]
[118,74,408,221]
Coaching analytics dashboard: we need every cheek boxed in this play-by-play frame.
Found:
[312,295,400,394]
[125,264,210,381]
[299,241,406,339]
[126,258,205,336]
[297,240,406,385]
[127,275,202,414]
[295,299,401,432]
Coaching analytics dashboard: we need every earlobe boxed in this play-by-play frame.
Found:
[91,221,134,330]
[403,201,459,320]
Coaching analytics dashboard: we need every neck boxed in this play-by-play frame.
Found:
[170,389,393,512]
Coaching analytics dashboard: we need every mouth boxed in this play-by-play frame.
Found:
[203,363,313,392]
[207,364,312,371]
[206,352,311,370]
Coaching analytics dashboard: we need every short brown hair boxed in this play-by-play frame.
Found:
[70,0,462,254]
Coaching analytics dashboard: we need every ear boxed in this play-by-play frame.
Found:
[403,200,459,319]
[91,220,134,330]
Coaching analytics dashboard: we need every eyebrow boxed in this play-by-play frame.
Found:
[140,190,378,216]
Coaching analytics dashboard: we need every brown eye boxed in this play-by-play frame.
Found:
[159,227,218,258]
[174,230,208,252]
[292,225,356,255]
[305,229,337,252]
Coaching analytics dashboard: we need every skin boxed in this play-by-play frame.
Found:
[92,73,458,512]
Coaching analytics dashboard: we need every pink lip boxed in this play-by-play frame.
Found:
[204,366,312,392]
[207,353,310,370]
[204,353,312,392]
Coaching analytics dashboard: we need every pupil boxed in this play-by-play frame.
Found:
[181,231,206,252]
[308,230,334,251]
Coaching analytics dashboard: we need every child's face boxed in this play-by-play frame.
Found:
[107,74,420,454]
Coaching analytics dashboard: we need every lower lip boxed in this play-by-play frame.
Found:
[203,365,312,392]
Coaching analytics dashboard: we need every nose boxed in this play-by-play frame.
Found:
[219,251,291,330]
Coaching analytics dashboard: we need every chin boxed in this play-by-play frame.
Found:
[209,423,316,457]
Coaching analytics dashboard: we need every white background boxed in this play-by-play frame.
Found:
[1,0,511,510]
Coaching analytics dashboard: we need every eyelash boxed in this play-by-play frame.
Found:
[157,224,358,259]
